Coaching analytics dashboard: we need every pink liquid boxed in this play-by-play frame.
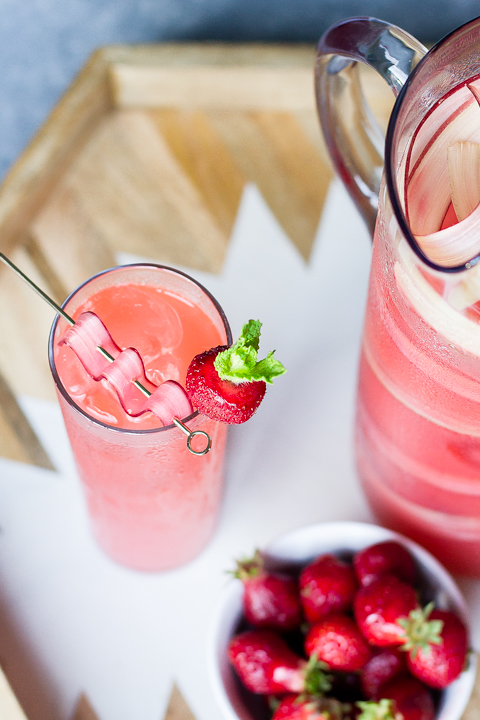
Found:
[356,224,480,576]
[50,265,230,571]
[55,282,223,430]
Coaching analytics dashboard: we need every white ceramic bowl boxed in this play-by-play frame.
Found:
[208,522,476,720]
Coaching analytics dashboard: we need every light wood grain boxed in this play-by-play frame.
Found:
[108,43,315,110]
[103,42,316,69]
[31,174,116,295]
[150,108,245,239]
[62,109,230,272]
[0,666,28,720]
[73,694,100,720]
[462,653,480,720]
[209,110,332,261]
[113,66,316,111]
[0,370,54,469]
[0,246,57,402]
[163,684,196,720]
[0,50,112,259]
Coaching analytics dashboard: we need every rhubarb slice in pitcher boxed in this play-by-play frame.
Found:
[407,78,480,265]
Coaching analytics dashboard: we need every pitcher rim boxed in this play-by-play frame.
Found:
[386,14,480,274]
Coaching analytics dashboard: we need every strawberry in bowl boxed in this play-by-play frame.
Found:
[208,522,476,720]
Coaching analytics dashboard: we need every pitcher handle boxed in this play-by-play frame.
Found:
[315,17,427,235]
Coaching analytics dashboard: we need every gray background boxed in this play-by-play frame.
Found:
[0,0,479,180]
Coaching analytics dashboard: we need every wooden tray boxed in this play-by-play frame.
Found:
[0,42,340,471]
[0,43,476,720]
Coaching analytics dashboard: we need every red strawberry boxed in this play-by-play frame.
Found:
[186,345,266,424]
[186,320,285,424]
[272,694,344,720]
[399,606,468,689]
[357,677,435,720]
[361,648,407,699]
[305,614,372,672]
[228,630,331,695]
[300,555,357,623]
[233,550,302,631]
[353,574,418,647]
[354,542,416,588]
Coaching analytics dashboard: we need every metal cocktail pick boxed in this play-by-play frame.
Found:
[0,253,212,456]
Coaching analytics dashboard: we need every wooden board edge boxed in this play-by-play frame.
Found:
[99,42,316,69]
[111,66,317,111]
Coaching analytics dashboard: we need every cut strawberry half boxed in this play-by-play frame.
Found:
[185,320,286,424]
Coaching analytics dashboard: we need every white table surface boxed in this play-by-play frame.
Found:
[0,179,479,720]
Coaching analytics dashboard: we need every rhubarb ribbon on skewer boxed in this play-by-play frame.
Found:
[0,253,211,455]
[59,311,193,425]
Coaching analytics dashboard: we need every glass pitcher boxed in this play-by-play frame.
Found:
[315,16,480,576]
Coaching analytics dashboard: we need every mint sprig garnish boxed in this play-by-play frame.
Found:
[214,320,286,385]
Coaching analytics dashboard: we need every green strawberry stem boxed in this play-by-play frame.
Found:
[397,602,444,657]
[214,320,286,385]
[356,699,397,720]
[230,549,263,581]
[304,653,333,695]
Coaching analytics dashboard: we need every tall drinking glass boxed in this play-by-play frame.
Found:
[49,264,231,572]
[316,16,480,575]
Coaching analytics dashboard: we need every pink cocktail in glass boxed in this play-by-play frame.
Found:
[49,264,231,572]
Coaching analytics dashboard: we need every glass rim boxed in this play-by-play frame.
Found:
[386,14,480,274]
[48,262,232,435]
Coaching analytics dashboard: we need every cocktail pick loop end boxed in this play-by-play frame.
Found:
[0,253,211,455]
[172,418,212,456]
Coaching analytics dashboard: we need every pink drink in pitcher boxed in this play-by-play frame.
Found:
[356,237,480,575]
[316,18,480,575]
[49,264,231,572]
[356,66,480,575]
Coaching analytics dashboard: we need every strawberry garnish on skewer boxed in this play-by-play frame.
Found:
[186,319,286,424]
[233,550,303,631]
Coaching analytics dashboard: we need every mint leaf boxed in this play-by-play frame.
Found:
[214,319,286,385]
[241,319,261,351]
